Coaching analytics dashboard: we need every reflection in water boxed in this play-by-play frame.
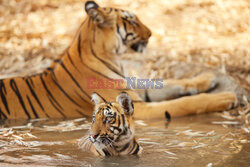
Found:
[0,114,249,167]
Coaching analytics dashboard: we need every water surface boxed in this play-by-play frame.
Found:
[0,114,249,167]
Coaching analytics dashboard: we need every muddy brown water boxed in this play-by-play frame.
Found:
[0,114,249,167]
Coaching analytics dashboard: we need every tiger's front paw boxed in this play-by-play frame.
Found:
[208,92,237,112]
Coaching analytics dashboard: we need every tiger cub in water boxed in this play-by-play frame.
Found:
[79,92,144,156]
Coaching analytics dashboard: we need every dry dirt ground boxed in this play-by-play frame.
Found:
[0,0,249,124]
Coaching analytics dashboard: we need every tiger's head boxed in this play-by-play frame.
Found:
[79,92,142,156]
[83,0,151,54]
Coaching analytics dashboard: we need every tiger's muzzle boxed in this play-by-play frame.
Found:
[90,133,114,146]
[131,40,147,53]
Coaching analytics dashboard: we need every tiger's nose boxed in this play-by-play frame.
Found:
[148,30,152,37]
[89,133,99,142]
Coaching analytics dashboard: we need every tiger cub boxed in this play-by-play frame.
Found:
[79,92,142,156]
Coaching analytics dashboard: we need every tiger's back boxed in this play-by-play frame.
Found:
[0,0,151,119]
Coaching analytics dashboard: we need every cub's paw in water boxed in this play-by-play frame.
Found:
[79,92,142,156]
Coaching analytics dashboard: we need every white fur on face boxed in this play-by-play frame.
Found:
[103,109,112,116]
[121,11,135,20]
[115,29,127,54]
[119,25,126,39]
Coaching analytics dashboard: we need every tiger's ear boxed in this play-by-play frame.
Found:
[116,92,134,115]
[91,92,106,105]
[85,1,105,25]
[85,1,99,13]
[85,1,114,27]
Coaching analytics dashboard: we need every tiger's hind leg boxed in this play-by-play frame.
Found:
[147,72,218,101]
[133,92,237,119]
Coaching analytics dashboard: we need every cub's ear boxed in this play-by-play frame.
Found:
[91,92,106,105]
[116,92,134,115]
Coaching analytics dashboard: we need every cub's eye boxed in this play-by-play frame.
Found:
[104,109,112,116]
[105,116,114,123]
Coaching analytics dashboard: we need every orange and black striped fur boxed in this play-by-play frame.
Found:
[0,1,237,120]
[79,92,142,156]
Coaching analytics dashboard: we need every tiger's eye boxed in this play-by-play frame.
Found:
[106,116,113,123]
[104,109,112,116]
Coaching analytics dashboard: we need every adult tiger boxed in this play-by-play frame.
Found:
[79,92,141,156]
[0,1,236,120]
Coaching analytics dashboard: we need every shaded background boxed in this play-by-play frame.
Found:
[0,0,249,90]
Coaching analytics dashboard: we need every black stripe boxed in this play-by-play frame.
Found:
[67,51,80,72]
[46,67,54,73]
[118,142,130,152]
[75,46,119,80]
[95,149,101,156]
[165,111,171,122]
[94,92,107,103]
[129,139,136,154]
[49,72,84,108]
[74,109,88,117]
[39,74,63,110]
[122,17,139,26]
[123,127,128,134]
[132,143,140,155]
[145,90,151,102]
[78,33,83,61]
[9,79,31,119]
[125,33,134,41]
[121,114,125,126]
[93,26,96,43]
[26,96,39,118]
[27,77,34,87]
[0,80,10,114]
[90,42,125,78]
[110,125,122,133]
[117,115,121,127]
[109,112,117,124]
[24,78,49,117]
[0,108,7,119]
[82,61,113,79]
[74,91,90,104]
[117,23,130,44]
[47,95,66,118]
[116,24,126,44]
[123,22,127,33]
[67,51,75,67]
[56,60,91,99]
[102,149,111,156]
